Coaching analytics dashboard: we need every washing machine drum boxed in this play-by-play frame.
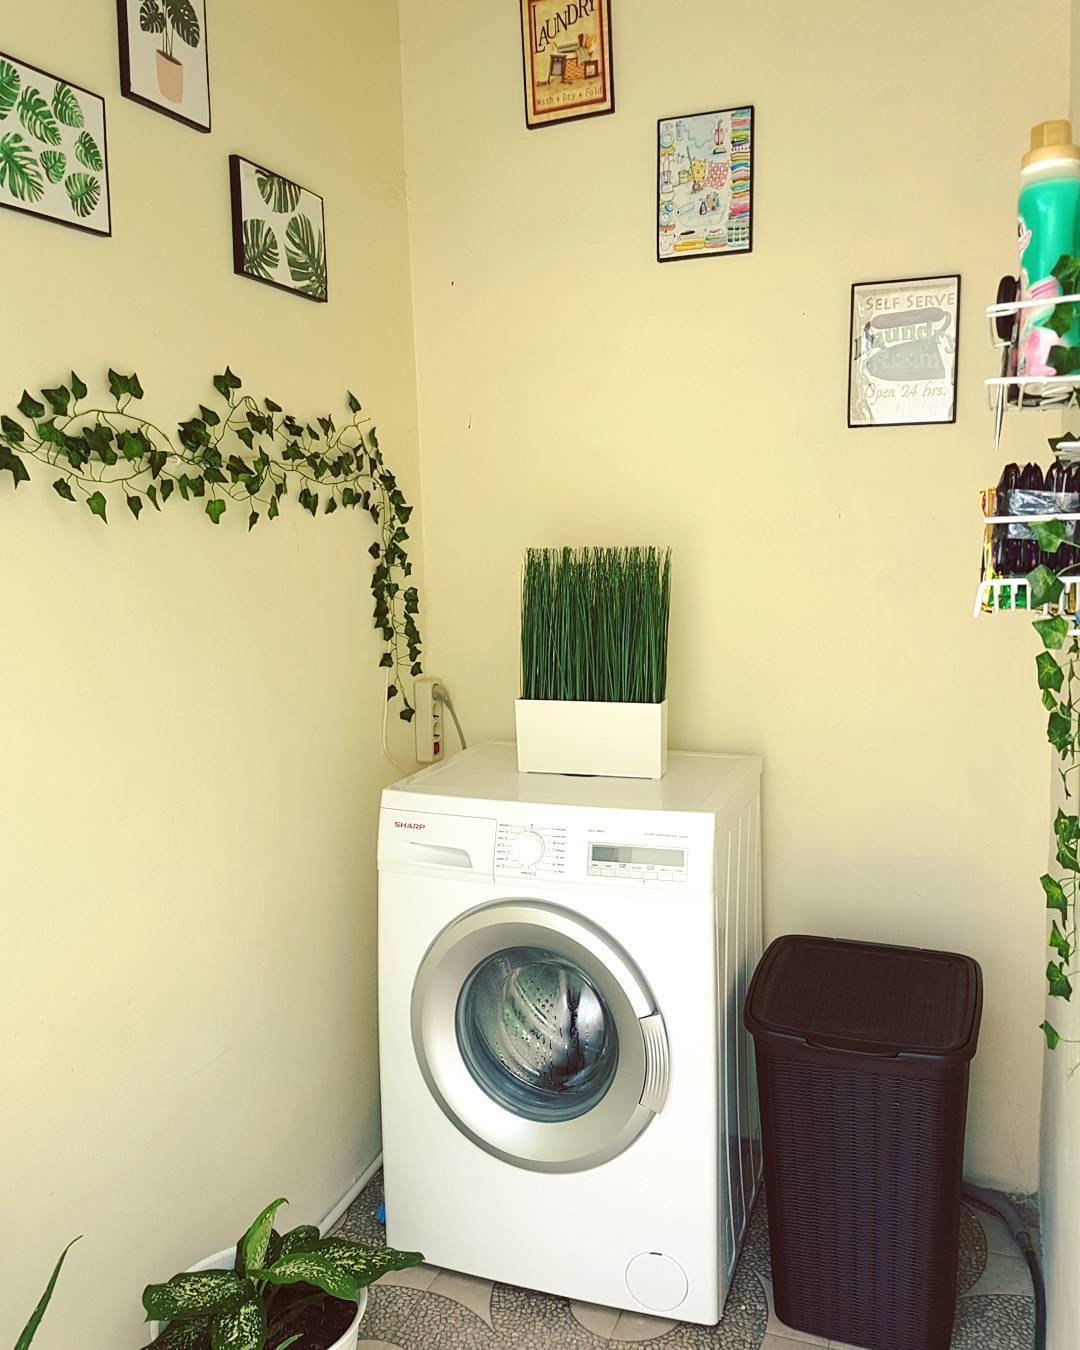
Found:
[412,901,669,1173]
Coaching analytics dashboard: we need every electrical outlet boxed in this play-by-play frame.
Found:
[414,676,444,763]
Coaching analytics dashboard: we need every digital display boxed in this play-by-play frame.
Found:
[590,844,685,868]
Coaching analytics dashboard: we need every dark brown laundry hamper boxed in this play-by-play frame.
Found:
[744,935,982,1350]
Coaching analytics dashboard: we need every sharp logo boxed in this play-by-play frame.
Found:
[395,820,426,831]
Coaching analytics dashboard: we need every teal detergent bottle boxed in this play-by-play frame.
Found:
[1017,119,1080,376]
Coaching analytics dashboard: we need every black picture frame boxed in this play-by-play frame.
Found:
[116,0,211,134]
[519,0,615,132]
[847,274,962,428]
[229,154,329,304]
[656,105,754,264]
[0,51,111,238]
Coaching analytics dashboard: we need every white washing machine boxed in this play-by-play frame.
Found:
[377,742,763,1325]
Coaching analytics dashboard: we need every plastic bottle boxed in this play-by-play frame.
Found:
[1017,120,1080,376]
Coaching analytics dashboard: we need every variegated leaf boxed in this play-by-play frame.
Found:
[209,1296,263,1350]
[141,1318,212,1350]
[278,1224,319,1258]
[142,1271,247,1322]
[254,1237,422,1301]
[239,1197,288,1274]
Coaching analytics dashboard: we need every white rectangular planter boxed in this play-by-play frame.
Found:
[515,699,668,779]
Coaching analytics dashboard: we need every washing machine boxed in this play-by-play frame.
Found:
[377,742,763,1325]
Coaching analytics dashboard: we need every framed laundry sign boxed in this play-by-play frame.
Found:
[657,106,753,261]
[519,0,614,129]
[848,275,961,427]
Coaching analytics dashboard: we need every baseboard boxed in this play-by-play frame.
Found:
[319,1151,383,1235]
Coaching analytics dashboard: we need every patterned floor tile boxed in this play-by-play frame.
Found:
[571,1301,621,1338]
[963,1252,1034,1300]
[951,1294,1035,1349]
[428,1270,495,1328]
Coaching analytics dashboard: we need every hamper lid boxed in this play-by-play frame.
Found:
[744,935,982,1062]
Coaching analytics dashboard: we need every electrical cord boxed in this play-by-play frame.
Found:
[435,686,468,751]
[961,1182,1045,1350]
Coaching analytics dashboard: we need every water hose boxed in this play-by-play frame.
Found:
[962,1182,1045,1350]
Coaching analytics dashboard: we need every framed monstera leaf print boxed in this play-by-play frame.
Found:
[229,155,328,304]
[0,53,110,236]
[117,0,211,132]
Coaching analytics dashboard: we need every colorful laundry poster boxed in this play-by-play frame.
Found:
[520,0,614,130]
[848,276,961,427]
[657,106,753,262]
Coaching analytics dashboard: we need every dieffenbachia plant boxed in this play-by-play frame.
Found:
[0,368,422,720]
[14,1238,79,1350]
[141,1198,422,1350]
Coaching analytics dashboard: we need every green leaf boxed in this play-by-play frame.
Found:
[127,494,143,520]
[209,1296,264,1350]
[18,390,45,419]
[1047,961,1074,999]
[267,494,279,521]
[1040,1020,1062,1050]
[1027,564,1064,608]
[255,170,301,214]
[347,390,362,413]
[108,369,144,401]
[51,82,84,129]
[1038,651,1065,691]
[0,444,29,487]
[206,498,226,525]
[86,490,107,523]
[400,706,416,723]
[1047,301,1078,337]
[64,171,101,219]
[1,414,25,444]
[1050,920,1072,961]
[248,510,259,530]
[0,132,44,202]
[52,478,75,502]
[139,0,166,33]
[163,0,201,46]
[42,385,70,417]
[0,59,20,120]
[17,86,60,146]
[70,371,88,401]
[1046,708,1069,753]
[285,213,327,299]
[239,1198,288,1275]
[254,1238,423,1303]
[1049,345,1080,377]
[14,1237,80,1350]
[146,484,161,510]
[40,148,65,182]
[242,217,279,279]
[140,1319,211,1350]
[1041,873,1069,917]
[74,130,103,172]
[1034,615,1070,650]
[379,652,393,668]
[278,1225,320,1259]
[1031,518,1070,554]
[142,1272,247,1323]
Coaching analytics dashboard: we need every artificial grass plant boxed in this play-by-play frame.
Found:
[520,547,671,704]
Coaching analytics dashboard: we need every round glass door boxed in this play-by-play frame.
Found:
[456,946,620,1123]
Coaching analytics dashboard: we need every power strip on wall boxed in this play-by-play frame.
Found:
[414,676,445,763]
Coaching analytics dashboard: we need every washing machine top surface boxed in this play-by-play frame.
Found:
[387,741,760,817]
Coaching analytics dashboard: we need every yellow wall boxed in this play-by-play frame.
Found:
[401,0,1066,1190]
[1,2,421,1345]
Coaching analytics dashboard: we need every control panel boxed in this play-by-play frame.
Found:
[494,821,568,879]
[586,842,688,883]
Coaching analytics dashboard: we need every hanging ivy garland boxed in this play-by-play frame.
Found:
[0,367,422,720]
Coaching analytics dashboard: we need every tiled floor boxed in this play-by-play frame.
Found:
[335,1172,1037,1350]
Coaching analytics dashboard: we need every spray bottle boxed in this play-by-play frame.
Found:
[1017,120,1080,376]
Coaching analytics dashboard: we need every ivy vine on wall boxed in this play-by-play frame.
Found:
[0,367,422,720]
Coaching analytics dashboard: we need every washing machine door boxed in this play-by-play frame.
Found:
[411,900,670,1173]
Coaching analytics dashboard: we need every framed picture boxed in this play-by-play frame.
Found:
[117,0,210,133]
[0,52,110,237]
[229,155,328,303]
[848,275,961,427]
[520,0,614,130]
[657,106,753,262]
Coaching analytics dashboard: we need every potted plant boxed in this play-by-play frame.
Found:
[516,546,672,779]
[138,0,202,105]
[15,1238,79,1349]
[141,1198,422,1350]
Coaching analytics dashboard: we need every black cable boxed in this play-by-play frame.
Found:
[961,1182,1045,1350]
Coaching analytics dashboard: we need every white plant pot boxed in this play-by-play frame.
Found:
[150,1246,367,1350]
[515,698,668,779]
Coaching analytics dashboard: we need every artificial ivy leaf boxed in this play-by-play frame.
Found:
[1034,615,1070,650]
[369,543,381,559]
[1047,301,1078,338]
[86,490,107,522]
[379,652,393,669]
[235,427,254,451]
[146,484,160,511]
[1042,873,1069,916]
[1049,345,1080,377]
[1,414,25,444]
[107,369,144,402]
[1037,651,1065,692]
[1031,519,1069,555]
[400,706,416,723]
[1050,920,1072,962]
[127,495,142,520]
[1054,253,1080,288]
[1047,961,1074,999]
[1047,709,1072,754]
[1043,688,1059,711]
[346,390,362,413]
[324,497,337,515]
[410,662,423,676]
[205,498,226,525]
[51,477,75,501]
[18,390,45,419]
[1040,1020,1061,1050]
[198,404,220,428]
[267,495,279,521]
[264,397,281,413]
[1054,809,1078,845]
[70,370,87,401]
